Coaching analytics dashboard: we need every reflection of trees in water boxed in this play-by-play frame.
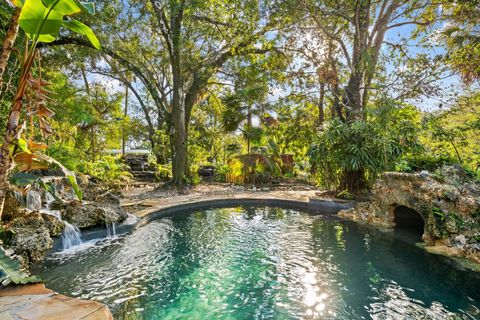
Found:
[332,220,479,319]
[39,207,480,319]
[114,296,142,320]
[147,206,289,318]
[306,217,480,319]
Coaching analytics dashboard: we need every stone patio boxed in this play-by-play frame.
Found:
[121,190,319,218]
[0,283,113,320]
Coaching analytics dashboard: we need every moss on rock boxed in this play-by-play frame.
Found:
[338,165,480,265]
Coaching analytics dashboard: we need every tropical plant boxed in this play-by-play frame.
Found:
[0,0,100,217]
[77,156,131,184]
[436,0,480,84]
[0,249,40,285]
[308,118,416,192]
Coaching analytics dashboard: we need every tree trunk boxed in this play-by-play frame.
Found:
[172,106,187,186]
[122,84,128,155]
[0,7,20,90]
[331,82,344,122]
[341,169,365,193]
[318,83,325,125]
[343,0,371,122]
[344,73,364,121]
[246,104,252,154]
[168,1,187,188]
[171,55,187,186]
[91,126,96,161]
[0,49,37,219]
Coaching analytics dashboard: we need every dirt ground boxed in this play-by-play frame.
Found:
[122,181,320,200]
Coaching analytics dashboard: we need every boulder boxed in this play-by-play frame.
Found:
[95,192,121,206]
[11,227,52,263]
[6,212,61,263]
[62,202,128,229]
[452,235,467,248]
[41,213,65,236]
[338,165,480,264]
[1,191,22,222]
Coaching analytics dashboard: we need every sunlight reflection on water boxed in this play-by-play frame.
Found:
[32,206,480,320]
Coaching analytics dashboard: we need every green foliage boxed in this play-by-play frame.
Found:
[437,1,480,84]
[17,0,100,48]
[309,117,415,190]
[419,92,480,170]
[214,164,229,182]
[0,251,40,285]
[336,190,354,200]
[77,156,132,183]
[395,154,456,173]
[67,174,82,201]
[37,71,130,183]
[186,165,201,186]
[243,127,263,145]
[155,164,172,181]
[221,94,245,133]
[432,206,446,221]
[225,158,244,184]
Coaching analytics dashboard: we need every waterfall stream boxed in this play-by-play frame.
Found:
[123,213,139,225]
[106,222,117,238]
[14,177,137,254]
[21,183,86,251]
[61,222,83,249]
[26,190,42,211]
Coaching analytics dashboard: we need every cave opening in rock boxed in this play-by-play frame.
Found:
[394,206,425,241]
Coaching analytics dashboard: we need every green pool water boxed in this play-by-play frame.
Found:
[32,206,480,319]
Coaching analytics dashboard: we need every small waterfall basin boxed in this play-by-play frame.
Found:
[31,206,480,319]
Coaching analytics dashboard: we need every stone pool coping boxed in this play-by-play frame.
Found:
[121,190,355,219]
[0,283,113,319]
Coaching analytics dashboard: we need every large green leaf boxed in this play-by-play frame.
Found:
[62,19,101,50]
[41,0,82,15]
[67,175,83,201]
[42,0,94,15]
[0,251,41,285]
[19,0,63,43]
[9,172,39,187]
[19,0,100,47]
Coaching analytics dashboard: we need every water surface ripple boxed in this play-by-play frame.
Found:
[32,207,480,319]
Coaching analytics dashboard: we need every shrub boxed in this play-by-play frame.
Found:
[395,154,457,173]
[215,164,230,182]
[155,164,172,181]
[77,156,132,183]
[309,119,411,191]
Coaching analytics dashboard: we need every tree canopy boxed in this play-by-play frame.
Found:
[0,0,478,195]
